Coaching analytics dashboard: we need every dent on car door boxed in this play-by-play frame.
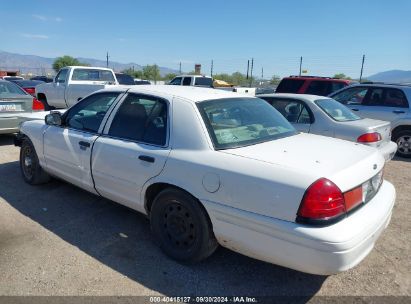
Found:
[43,92,121,193]
[92,93,171,212]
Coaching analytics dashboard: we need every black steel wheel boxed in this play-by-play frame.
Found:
[20,138,50,185]
[150,188,218,263]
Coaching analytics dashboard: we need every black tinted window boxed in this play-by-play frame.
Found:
[115,73,135,85]
[305,81,330,96]
[383,89,408,108]
[109,94,168,146]
[65,92,120,133]
[276,79,305,93]
[169,77,182,85]
[363,88,384,106]
[182,77,191,86]
[194,77,213,87]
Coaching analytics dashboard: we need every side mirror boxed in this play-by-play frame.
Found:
[45,112,62,126]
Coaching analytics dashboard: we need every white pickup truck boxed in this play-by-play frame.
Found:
[35,66,119,109]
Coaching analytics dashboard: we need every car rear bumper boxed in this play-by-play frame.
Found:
[0,116,25,134]
[378,141,397,161]
[202,180,396,275]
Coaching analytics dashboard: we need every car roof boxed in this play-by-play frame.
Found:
[104,85,249,102]
[64,66,114,71]
[257,93,329,103]
[282,76,352,82]
[329,82,411,96]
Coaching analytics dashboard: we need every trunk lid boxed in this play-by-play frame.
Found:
[0,94,33,113]
[343,118,391,145]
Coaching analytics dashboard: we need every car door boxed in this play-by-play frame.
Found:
[43,91,122,193]
[92,93,171,212]
[262,97,312,132]
[357,87,409,122]
[49,68,69,108]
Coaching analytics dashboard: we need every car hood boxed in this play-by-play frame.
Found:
[220,132,385,192]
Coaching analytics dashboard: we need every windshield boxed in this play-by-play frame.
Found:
[198,98,297,149]
[315,98,361,122]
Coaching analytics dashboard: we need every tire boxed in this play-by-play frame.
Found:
[20,138,50,185]
[38,95,54,111]
[150,188,218,263]
[393,130,411,158]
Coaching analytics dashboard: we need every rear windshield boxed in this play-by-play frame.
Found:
[194,77,213,87]
[115,73,135,85]
[315,98,361,122]
[198,98,296,149]
[276,79,305,93]
[0,81,27,96]
[72,69,116,82]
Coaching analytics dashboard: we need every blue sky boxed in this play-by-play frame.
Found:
[1,0,410,78]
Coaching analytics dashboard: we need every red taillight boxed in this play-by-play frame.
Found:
[32,98,44,111]
[357,132,382,143]
[24,87,36,96]
[297,178,346,221]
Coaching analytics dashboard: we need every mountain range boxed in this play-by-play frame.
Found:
[0,50,179,76]
[367,70,411,83]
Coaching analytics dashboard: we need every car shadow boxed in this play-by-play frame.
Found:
[0,159,326,298]
[0,134,15,146]
[392,156,411,163]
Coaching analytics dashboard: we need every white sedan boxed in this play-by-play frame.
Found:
[15,86,396,275]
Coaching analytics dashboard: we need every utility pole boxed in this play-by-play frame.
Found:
[179,62,182,74]
[246,60,250,79]
[106,52,109,68]
[261,67,264,80]
[210,60,214,77]
[299,56,303,76]
[359,54,365,83]
[249,58,254,87]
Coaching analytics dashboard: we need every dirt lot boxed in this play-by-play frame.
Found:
[0,134,410,298]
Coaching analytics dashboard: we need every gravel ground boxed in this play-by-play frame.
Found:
[0,134,410,298]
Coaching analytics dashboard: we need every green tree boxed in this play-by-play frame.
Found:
[333,73,351,80]
[270,75,281,85]
[122,68,143,79]
[52,56,88,72]
[163,73,177,81]
[142,64,161,82]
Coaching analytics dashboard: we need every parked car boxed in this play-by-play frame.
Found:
[35,66,119,110]
[115,73,136,85]
[276,76,354,96]
[15,85,395,275]
[169,75,214,87]
[30,76,53,83]
[8,79,44,96]
[330,83,411,158]
[259,93,397,161]
[134,79,151,85]
[0,80,44,134]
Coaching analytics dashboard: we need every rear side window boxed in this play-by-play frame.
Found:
[108,94,168,146]
[72,69,116,82]
[115,73,135,85]
[276,79,305,93]
[182,77,192,86]
[305,81,330,96]
[383,89,408,108]
[263,98,312,124]
[194,77,213,87]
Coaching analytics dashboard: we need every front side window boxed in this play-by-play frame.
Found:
[169,77,182,85]
[108,94,168,146]
[198,98,296,149]
[71,69,116,83]
[182,77,192,86]
[315,98,361,122]
[56,69,68,83]
[65,92,120,133]
[332,87,369,105]
[305,81,330,96]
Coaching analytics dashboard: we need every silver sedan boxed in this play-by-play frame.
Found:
[259,93,397,161]
[0,80,43,134]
